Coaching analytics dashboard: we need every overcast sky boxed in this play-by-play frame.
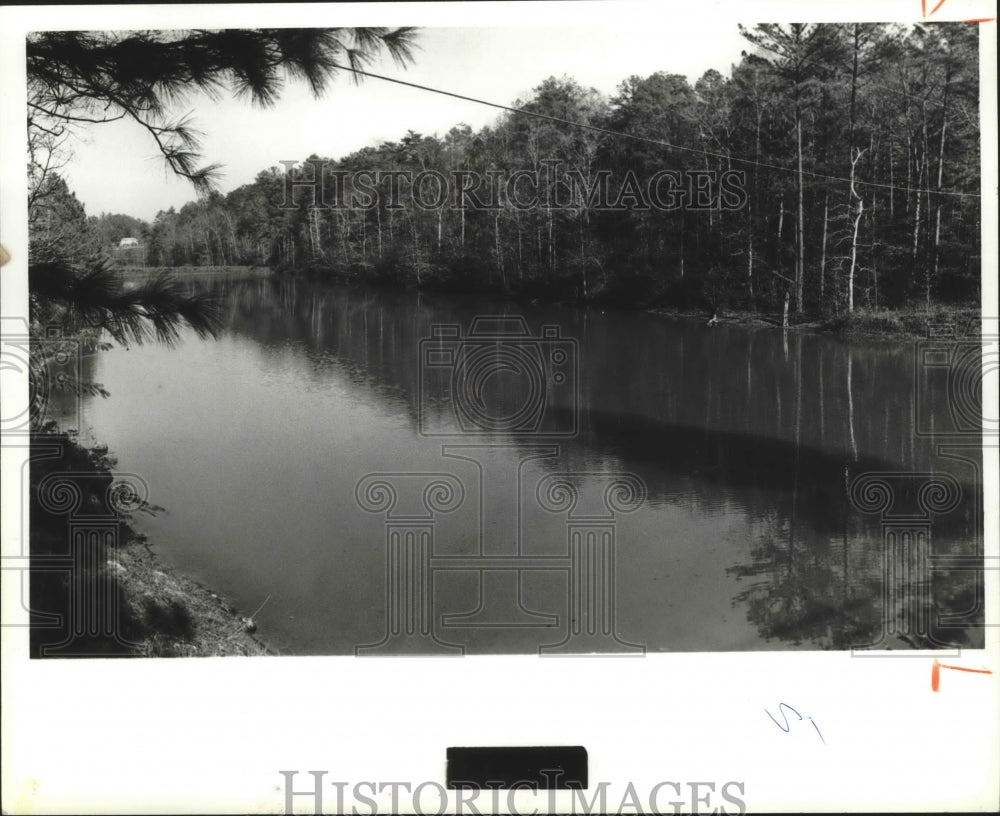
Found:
[61,25,751,222]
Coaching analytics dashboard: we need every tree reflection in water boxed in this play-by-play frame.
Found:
[152,276,985,650]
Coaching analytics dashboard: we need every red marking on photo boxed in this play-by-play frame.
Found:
[931,658,993,692]
[923,0,949,18]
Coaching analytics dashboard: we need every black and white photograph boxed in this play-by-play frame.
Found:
[1,1,997,813]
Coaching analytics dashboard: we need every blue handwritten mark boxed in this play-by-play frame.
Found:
[765,702,826,745]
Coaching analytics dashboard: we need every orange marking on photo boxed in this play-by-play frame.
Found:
[923,0,949,17]
[931,658,994,692]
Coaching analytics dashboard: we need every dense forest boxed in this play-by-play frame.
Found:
[32,23,981,317]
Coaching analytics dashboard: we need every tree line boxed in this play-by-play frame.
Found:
[33,23,981,318]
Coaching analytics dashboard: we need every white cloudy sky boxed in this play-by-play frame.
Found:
[61,24,751,221]
[45,0,993,223]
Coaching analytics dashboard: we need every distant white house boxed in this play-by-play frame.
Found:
[119,237,140,248]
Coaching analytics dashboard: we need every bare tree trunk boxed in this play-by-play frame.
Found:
[706,156,715,229]
[843,21,861,312]
[495,210,505,288]
[795,113,805,312]
[933,71,951,296]
[905,134,912,215]
[933,204,944,290]
[847,351,857,462]
[548,208,554,270]
[869,131,876,215]
[847,148,866,314]
[309,207,322,256]
[888,135,895,218]
[820,194,829,303]
[517,211,523,275]
[750,103,762,303]
[679,210,685,279]
[339,211,350,265]
[411,214,421,285]
[921,101,931,309]
[912,155,923,266]
[777,196,786,291]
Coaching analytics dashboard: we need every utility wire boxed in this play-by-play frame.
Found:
[337,64,981,200]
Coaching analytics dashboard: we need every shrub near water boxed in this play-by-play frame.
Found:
[29,429,147,657]
[29,429,206,656]
[822,305,980,338]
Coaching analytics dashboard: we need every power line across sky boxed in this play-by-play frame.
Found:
[339,64,981,201]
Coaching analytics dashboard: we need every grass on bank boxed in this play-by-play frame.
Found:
[816,304,982,338]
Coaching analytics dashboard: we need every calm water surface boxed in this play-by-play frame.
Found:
[71,276,984,654]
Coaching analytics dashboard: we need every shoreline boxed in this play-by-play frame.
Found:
[30,429,275,658]
[115,531,276,657]
[270,265,980,340]
[121,264,980,341]
[644,305,983,339]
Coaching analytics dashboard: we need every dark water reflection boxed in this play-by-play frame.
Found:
[71,276,984,653]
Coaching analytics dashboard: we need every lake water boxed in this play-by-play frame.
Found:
[69,275,984,654]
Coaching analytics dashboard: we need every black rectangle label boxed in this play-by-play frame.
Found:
[446,746,588,790]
